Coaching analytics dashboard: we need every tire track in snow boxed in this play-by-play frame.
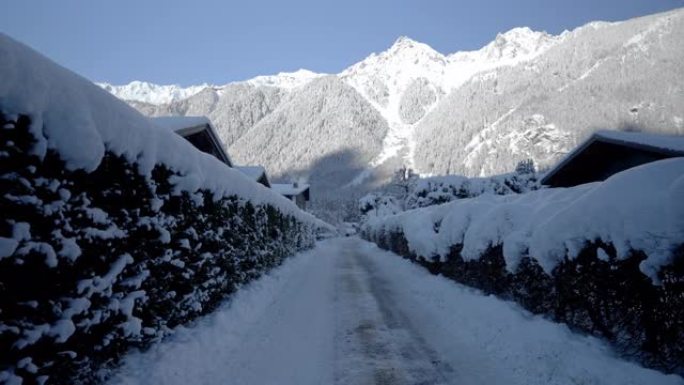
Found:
[334,239,455,385]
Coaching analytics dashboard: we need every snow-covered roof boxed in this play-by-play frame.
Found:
[542,130,684,185]
[150,116,233,167]
[235,166,266,180]
[0,33,324,227]
[272,183,310,197]
[594,130,684,153]
[151,116,211,134]
[235,165,270,187]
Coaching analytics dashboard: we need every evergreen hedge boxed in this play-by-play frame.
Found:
[0,112,316,384]
[362,226,684,375]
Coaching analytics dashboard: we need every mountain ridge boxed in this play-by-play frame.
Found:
[96,24,566,105]
[97,7,684,205]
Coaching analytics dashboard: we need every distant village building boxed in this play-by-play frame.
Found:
[151,116,233,167]
[235,166,271,188]
[541,130,684,188]
[272,183,311,210]
[151,116,314,209]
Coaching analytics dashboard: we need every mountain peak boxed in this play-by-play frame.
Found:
[391,36,419,49]
[493,26,552,46]
[481,26,557,61]
[95,81,210,104]
[245,69,326,89]
[387,36,438,55]
[499,26,538,38]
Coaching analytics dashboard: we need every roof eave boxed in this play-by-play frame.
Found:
[202,122,232,167]
[540,134,597,185]
[540,132,684,185]
[595,135,684,157]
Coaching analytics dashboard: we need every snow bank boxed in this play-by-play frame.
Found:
[365,158,684,281]
[0,33,321,227]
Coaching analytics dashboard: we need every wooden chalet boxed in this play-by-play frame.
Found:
[272,183,311,210]
[541,130,684,188]
[235,166,271,188]
[151,116,233,167]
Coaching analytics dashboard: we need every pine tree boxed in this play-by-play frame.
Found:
[515,159,536,175]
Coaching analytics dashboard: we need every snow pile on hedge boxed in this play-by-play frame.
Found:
[359,167,538,223]
[364,158,684,282]
[0,33,327,384]
[358,193,402,219]
[0,33,321,227]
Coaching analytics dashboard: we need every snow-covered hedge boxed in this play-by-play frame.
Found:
[359,166,538,223]
[0,112,316,384]
[361,158,684,374]
[358,193,402,219]
[0,34,322,384]
[404,171,538,210]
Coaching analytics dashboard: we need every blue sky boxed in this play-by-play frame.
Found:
[2,0,682,85]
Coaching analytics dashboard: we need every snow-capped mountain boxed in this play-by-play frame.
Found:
[245,69,327,89]
[414,9,684,176]
[98,69,324,104]
[98,81,212,104]
[99,7,684,200]
[467,27,561,63]
[338,28,562,177]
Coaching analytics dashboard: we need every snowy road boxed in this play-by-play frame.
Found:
[109,238,682,385]
[334,240,455,385]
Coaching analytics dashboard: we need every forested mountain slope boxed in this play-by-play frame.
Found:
[229,76,389,192]
[100,7,684,194]
[414,9,684,176]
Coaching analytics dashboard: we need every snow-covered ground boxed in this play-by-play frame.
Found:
[108,238,681,385]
